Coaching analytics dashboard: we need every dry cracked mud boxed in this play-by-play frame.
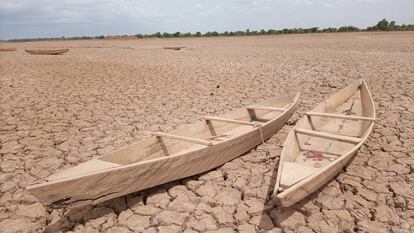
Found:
[0,32,413,233]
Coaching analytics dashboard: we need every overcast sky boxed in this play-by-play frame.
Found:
[0,0,413,40]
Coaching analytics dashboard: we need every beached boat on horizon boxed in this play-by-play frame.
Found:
[25,49,69,55]
[0,48,16,52]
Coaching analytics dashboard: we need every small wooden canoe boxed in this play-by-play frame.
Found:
[0,48,16,52]
[273,80,375,207]
[164,46,185,50]
[25,49,69,55]
[28,93,300,208]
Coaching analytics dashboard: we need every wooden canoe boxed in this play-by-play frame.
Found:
[164,46,185,50]
[27,93,300,208]
[273,80,375,207]
[0,48,16,52]
[25,49,69,55]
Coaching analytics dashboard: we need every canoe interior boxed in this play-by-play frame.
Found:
[47,94,296,181]
[278,80,374,190]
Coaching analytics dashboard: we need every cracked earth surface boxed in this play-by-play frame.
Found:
[0,32,413,233]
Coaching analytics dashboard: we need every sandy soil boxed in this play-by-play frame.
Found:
[0,32,413,233]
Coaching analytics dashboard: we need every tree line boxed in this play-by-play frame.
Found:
[6,19,414,42]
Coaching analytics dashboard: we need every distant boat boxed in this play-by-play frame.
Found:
[27,93,300,208]
[25,49,69,55]
[0,48,16,52]
[164,46,185,50]
[273,80,375,207]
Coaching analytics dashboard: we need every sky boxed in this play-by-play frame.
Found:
[0,0,413,40]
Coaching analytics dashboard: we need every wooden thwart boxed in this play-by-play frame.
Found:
[247,106,286,111]
[152,132,213,146]
[305,112,375,121]
[295,128,361,144]
[204,116,257,126]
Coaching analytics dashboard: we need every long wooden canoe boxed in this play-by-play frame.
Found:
[0,48,16,52]
[25,49,69,55]
[273,80,375,207]
[28,93,300,208]
[164,46,185,50]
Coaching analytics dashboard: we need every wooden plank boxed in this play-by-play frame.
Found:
[247,109,270,122]
[206,120,217,136]
[295,128,361,144]
[305,112,375,121]
[204,116,256,126]
[152,132,213,146]
[156,136,169,156]
[247,106,286,111]
[360,80,376,135]
[47,159,120,182]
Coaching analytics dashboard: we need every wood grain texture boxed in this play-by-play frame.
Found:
[27,93,300,208]
[294,128,361,144]
[273,80,375,207]
[204,116,257,126]
[305,112,375,121]
[152,132,213,146]
[246,106,286,111]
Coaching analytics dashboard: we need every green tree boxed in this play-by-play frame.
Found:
[338,26,360,32]
[388,21,397,30]
[376,19,389,30]
[322,27,337,32]
[310,27,319,33]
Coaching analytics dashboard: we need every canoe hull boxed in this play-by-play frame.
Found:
[25,49,69,55]
[274,80,375,207]
[28,94,299,207]
[275,132,370,207]
[0,48,16,52]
